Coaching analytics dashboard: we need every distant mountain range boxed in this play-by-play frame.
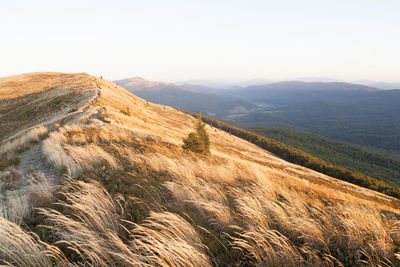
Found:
[174,78,273,89]
[115,77,177,91]
[116,77,400,155]
[353,80,400,90]
[220,81,379,105]
[174,78,400,90]
[114,77,257,117]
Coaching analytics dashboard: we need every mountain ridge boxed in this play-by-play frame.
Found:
[115,77,193,92]
[115,76,257,117]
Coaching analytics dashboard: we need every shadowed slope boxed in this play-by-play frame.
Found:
[0,72,97,142]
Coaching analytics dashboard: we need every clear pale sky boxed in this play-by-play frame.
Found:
[1,0,400,82]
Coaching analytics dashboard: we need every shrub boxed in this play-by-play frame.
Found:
[120,107,131,116]
[183,121,210,154]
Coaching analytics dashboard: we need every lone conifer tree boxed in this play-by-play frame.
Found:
[183,118,210,154]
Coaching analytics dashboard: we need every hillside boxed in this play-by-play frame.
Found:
[1,73,400,266]
[115,77,256,117]
[251,127,400,186]
[0,72,98,141]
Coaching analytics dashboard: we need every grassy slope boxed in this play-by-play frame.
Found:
[192,114,400,198]
[0,72,96,141]
[2,73,400,266]
[251,127,400,186]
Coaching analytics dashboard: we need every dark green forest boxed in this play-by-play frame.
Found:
[250,127,400,186]
[232,90,400,152]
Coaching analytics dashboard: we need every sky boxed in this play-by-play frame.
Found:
[1,0,400,82]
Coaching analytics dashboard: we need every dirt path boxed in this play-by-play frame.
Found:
[15,142,62,187]
[2,79,103,198]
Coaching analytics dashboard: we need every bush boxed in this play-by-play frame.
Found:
[183,121,210,154]
[120,107,131,117]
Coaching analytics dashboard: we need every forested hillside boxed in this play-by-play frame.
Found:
[251,127,400,186]
[233,89,400,152]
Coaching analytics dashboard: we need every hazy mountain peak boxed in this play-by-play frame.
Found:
[114,76,176,91]
[353,80,400,90]
[175,78,273,89]
[247,80,379,92]
[293,77,341,83]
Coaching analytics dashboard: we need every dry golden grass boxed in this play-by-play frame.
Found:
[0,194,31,225]
[0,216,68,267]
[227,182,398,265]
[0,126,47,158]
[0,173,54,225]
[0,72,97,143]
[38,179,211,267]
[1,72,400,266]
[0,72,73,100]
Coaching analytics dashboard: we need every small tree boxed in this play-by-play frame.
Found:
[183,119,210,154]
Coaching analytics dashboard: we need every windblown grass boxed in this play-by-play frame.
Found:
[0,216,67,266]
[0,174,54,225]
[43,126,118,175]
[0,194,31,225]
[39,179,211,266]
[0,126,47,158]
